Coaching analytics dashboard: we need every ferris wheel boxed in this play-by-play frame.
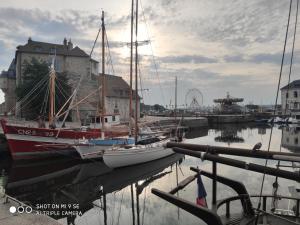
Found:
[185,88,203,110]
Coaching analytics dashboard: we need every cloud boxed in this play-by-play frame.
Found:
[159,55,218,64]
[1,0,300,106]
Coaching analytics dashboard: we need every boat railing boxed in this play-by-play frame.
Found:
[217,194,300,219]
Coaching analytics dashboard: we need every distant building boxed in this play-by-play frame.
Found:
[0,38,139,122]
[98,74,140,121]
[281,80,300,114]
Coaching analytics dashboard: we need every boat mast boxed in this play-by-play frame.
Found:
[49,57,56,126]
[101,11,106,132]
[129,0,134,136]
[175,76,177,121]
[135,0,139,144]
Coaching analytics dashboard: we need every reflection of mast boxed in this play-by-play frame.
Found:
[131,184,136,225]
[175,162,180,220]
[103,192,107,225]
[135,183,141,225]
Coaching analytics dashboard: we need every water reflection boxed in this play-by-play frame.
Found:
[5,154,184,224]
[282,126,300,152]
[2,123,300,225]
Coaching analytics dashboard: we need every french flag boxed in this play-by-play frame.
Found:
[196,173,207,207]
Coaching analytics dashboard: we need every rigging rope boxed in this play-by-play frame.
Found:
[255,0,293,222]
[139,0,167,106]
[272,0,299,210]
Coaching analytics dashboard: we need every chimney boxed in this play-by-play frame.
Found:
[67,39,73,50]
[63,38,67,47]
[28,37,32,43]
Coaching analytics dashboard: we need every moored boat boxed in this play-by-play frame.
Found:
[103,138,174,168]
[0,119,128,160]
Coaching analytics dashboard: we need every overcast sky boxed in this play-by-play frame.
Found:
[0,0,299,107]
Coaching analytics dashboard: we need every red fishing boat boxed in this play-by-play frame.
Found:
[0,119,128,160]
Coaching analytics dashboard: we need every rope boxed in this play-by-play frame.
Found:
[139,0,166,106]
[272,0,299,210]
[105,30,116,76]
[255,0,293,222]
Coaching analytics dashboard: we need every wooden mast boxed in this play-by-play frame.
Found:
[49,58,56,126]
[134,0,139,144]
[129,0,134,136]
[101,10,106,133]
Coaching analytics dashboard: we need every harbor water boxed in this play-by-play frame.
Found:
[0,123,299,225]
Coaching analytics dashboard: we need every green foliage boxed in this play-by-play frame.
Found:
[16,57,71,120]
[140,103,166,112]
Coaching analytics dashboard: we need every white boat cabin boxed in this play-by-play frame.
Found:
[88,114,120,128]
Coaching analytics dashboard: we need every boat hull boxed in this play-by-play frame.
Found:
[75,138,135,160]
[0,119,128,160]
[103,145,174,168]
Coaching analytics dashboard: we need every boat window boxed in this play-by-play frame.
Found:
[294,91,298,98]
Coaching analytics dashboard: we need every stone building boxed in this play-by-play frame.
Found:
[100,74,140,121]
[0,38,139,122]
[281,80,300,114]
[0,59,16,114]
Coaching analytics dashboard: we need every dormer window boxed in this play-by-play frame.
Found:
[35,46,42,52]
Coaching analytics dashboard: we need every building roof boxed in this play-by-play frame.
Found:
[16,38,89,58]
[98,74,141,99]
[281,80,300,90]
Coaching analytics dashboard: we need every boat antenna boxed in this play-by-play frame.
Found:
[49,53,56,127]
[134,0,139,144]
[129,0,134,137]
[101,10,106,136]
[255,0,293,222]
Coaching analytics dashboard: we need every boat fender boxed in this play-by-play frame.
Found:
[200,152,205,161]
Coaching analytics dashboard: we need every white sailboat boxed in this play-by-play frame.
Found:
[102,0,174,168]
[74,11,135,159]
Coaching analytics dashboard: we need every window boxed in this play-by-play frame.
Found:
[35,46,42,52]
[112,116,115,121]
[294,102,298,109]
[294,91,298,98]
[105,118,108,123]
[54,60,61,72]
[50,48,56,54]
[286,137,289,143]
[295,138,298,145]
[286,92,289,98]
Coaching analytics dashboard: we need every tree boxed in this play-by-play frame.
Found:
[16,58,71,120]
